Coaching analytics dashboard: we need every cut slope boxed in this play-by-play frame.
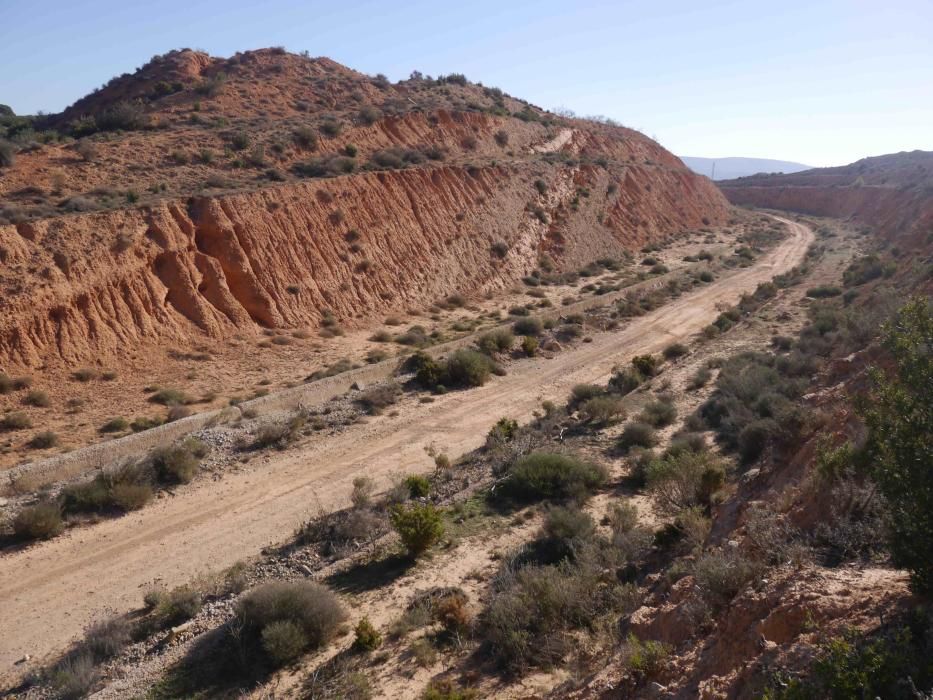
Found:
[0,48,729,369]
[719,150,933,243]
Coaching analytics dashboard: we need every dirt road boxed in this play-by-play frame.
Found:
[0,218,812,676]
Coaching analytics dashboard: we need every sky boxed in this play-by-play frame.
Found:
[1,0,931,167]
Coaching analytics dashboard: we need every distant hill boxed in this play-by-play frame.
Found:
[718,150,933,243]
[680,156,812,181]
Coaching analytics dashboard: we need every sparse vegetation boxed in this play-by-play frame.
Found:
[502,452,607,502]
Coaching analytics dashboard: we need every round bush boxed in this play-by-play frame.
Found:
[236,581,346,664]
[444,349,493,388]
[390,503,445,557]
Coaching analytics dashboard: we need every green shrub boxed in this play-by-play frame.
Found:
[512,317,543,336]
[0,139,15,168]
[631,354,660,377]
[236,580,345,665]
[445,348,494,387]
[693,548,758,610]
[404,474,431,498]
[153,586,202,628]
[407,351,444,388]
[570,383,603,405]
[477,328,514,355]
[618,421,657,450]
[353,616,382,651]
[61,477,112,514]
[623,633,671,681]
[605,501,639,535]
[292,126,318,150]
[541,505,596,558]
[861,298,933,594]
[843,254,885,286]
[646,451,725,514]
[390,503,444,557]
[764,624,933,700]
[737,418,779,463]
[521,335,539,356]
[13,501,64,540]
[806,285,842,298]
[481,556,640,671]
[487,416,519,444]
[609,367,643,395]
[503,452,607,501]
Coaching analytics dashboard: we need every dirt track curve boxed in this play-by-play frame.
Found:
[0,217,812,677]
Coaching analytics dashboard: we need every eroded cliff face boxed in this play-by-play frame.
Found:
[719,151,933,245]
[721,183,933,243]
[0,159,727,368]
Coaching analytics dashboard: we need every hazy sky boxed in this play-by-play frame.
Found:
[2,0,930,166]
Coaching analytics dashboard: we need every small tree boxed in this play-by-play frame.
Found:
[861,298,933,594]
[390,503,444,558]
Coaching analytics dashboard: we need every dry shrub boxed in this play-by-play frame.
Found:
[235,581,346,666]
[356,383,400,414]
[13,501,64,540]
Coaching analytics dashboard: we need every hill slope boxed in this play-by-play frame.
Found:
[680,156,812,180]
[0,48,728,369]
[719,150,933,243]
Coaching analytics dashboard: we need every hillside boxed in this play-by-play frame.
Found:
[0,48,727,468]
[680,156,811,180]
[719,150,933,243]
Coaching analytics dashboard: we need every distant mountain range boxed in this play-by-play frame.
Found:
[680,156,812,181]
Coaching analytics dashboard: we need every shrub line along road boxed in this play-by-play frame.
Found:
[0,217,812,678]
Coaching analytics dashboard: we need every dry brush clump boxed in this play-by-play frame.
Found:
[235,580,346,667]
[9,438,208,542]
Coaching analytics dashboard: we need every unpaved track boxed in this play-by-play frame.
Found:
[0,218,811,676]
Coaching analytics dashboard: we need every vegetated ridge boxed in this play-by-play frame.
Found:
[0,48,728,369]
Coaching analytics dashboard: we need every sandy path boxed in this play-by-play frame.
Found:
[0,218,811,676]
